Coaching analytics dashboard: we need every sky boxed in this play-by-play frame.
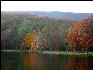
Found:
[1,1,93,13]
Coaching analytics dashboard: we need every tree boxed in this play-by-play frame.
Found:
[24,33,39,51]
[20,42,26,50]
[68,43,73,51]
[66,17,93,52]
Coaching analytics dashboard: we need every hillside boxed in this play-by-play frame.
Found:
[4,11,93,21]
[1,12,78,50]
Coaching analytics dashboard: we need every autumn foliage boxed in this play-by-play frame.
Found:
[66,17,93,51]
[24,33,39,50]
[20,42,26,50]
[1,12,93,52]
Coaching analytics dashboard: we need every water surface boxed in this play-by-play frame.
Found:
[1,52,93,70]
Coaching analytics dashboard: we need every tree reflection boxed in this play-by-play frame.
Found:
[20,53,44,70]
[1,52,23,70]
[20,53,93,70]
[67,56,93,70]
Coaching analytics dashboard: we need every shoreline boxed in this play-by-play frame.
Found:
[1,50,93,56]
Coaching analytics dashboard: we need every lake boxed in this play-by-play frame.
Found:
[1,52,93,70]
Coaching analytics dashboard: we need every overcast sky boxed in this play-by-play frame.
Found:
[1,1,93,13]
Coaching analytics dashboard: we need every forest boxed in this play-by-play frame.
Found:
[1,12,93,52]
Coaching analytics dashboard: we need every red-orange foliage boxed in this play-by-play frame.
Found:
[55,43,60,51]
[66,17,93,51]
[20,42,26,50]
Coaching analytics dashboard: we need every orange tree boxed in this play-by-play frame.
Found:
[24,33,39,51]
[66,17,93,52]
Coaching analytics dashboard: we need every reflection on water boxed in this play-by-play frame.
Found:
[1,52,93,70]
[67,55,93,70]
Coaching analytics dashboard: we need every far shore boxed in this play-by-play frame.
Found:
[1,50,93,56]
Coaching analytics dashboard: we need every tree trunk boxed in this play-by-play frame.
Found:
[86,47,87,52]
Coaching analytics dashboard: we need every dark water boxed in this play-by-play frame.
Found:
[1,52,93,70]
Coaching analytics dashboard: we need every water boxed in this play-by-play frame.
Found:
[1,52,93,70]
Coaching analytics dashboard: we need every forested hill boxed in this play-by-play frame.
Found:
[1,12,93,52]
[1,12,78,50]
[3,11,93,21]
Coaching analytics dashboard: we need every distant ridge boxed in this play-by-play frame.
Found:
[2,11,93,21]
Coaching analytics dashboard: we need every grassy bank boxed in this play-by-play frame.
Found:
[34,50,93,56]
[1,50,93,56]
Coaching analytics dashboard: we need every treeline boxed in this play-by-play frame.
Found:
[1,12,93,52]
